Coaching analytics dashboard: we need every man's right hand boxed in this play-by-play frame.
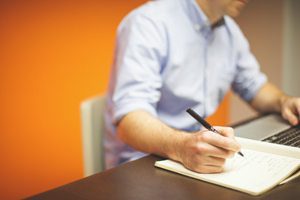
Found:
[174,126,241,173]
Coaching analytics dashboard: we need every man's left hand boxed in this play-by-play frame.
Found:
[281,96,300,125]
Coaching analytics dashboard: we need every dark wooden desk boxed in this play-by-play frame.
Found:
[27,155,300,200]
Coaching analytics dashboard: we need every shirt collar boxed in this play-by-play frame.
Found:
[182,0,226,32]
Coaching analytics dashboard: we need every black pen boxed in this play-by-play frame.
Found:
[186,108,244,157]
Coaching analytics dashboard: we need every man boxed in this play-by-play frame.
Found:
[104,0,300,172]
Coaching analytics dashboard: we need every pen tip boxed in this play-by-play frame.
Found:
[238,151,244,157]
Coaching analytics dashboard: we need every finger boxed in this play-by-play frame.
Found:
[193,164,224,174]
[294,98,300,120]
[200,132,241,152]
[213,126,235,138]
[196,142,235,159]
[282,107,298,126]
[197,155,226,167]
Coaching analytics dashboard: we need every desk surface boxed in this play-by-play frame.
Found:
[27,155,300,200]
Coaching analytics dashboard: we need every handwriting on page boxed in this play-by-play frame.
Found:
[155,147,300,195]
[212,149,300,190]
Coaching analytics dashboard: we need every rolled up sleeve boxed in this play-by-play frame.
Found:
[231,29,267,102]
[110,12,167,124]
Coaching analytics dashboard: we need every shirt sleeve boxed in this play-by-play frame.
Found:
[109,12,167,125]
[231,25,267,102]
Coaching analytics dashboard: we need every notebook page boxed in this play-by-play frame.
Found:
[237,137,300,159]
[155,149,300,195]
[279,170,300,185]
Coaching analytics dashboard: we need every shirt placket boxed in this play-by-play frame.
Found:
[201,27,212,118]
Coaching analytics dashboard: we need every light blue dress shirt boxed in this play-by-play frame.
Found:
[104,0,267,169]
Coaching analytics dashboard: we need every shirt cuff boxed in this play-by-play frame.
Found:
[241,74,267,102]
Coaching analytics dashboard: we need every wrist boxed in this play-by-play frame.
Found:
[166,130,190,162]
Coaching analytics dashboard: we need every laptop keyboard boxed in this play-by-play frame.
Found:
[263,124,300,148]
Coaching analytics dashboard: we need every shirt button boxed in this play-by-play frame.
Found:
[194,24,201,31]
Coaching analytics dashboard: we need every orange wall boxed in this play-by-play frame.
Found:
[0,1,228,199]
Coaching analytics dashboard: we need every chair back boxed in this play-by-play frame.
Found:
[80,96,106,176]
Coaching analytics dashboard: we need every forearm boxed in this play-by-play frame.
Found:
[116,110,187,161]
[250,82,287,113]
[116,109,241,173]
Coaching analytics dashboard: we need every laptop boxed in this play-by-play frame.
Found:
[234,114,300,148]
